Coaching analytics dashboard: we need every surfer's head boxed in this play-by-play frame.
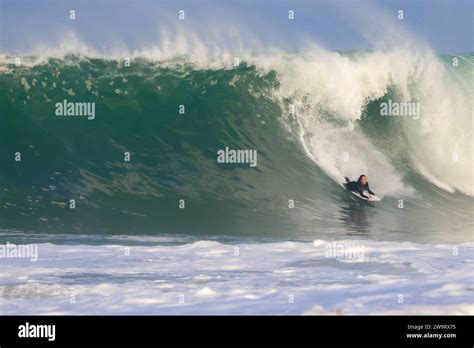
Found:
[358,175,368,185]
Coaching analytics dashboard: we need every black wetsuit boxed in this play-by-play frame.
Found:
[345,177,375,199]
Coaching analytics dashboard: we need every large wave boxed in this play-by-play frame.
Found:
[0,48,472,240]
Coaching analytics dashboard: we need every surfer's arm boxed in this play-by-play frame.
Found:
[366,184,375,195]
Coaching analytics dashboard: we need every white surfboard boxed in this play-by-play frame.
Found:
[350,190,381,202]
[343,183,381,202]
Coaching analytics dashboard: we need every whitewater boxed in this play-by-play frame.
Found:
[1,233,472,315]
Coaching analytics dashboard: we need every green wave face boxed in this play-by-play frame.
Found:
[0,54,472,242]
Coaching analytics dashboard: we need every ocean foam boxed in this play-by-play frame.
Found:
[0,238,472,315]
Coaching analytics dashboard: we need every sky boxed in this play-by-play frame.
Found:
[0,0,472,54]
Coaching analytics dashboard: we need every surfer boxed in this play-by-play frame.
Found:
[344,175,375,200]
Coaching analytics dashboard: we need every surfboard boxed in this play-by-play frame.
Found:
[343,183,381,202]
[350,190,381,201]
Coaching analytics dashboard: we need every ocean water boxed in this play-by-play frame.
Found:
[1,234,472,315]
[0,49,472,314]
